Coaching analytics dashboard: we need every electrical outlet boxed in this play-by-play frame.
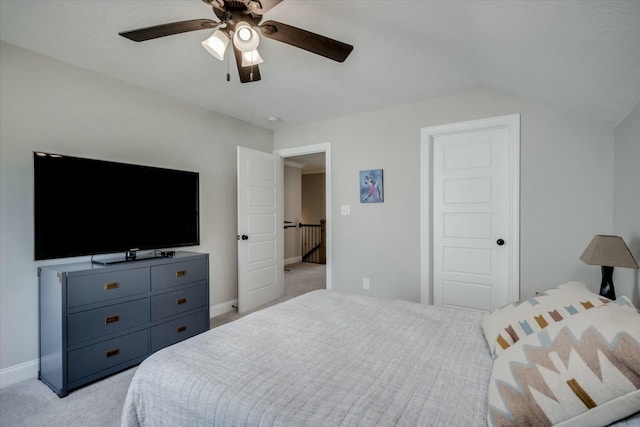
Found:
[362,278,370,290]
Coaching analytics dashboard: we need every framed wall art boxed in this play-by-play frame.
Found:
[360,169,383,203]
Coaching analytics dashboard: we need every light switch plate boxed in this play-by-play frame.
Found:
[340,204,351,216]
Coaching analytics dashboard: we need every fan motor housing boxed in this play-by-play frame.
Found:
[225,0,250,10]
[208,0,263,25]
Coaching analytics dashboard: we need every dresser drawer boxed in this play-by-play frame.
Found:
[150,309,208,352]
[151,258,207,291]
[150,284,207,321]
[68,298,149,345]
[67,268,149,308]
[67,329,149,383]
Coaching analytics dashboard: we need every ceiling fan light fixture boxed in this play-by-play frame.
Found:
[237,27,252,42]
[241,49,264,67]
[233,21,259,52]
[201,29,229,61]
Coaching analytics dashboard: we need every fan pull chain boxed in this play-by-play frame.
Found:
[226,46,231,82]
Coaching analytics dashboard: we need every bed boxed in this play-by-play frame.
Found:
[121,287,640,426]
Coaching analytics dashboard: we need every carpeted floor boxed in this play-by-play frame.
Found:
[0,262,325,427]
[211,260,327,328]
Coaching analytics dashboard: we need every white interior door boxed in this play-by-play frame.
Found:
[426,115,519,312]
[237,146,284,314]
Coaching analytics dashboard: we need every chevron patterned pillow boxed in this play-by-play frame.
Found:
[482,282,611,359]
[487,299,640,427]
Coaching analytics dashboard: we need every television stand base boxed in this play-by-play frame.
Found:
[92,252,167,266]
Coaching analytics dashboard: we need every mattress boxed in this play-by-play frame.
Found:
[121,290,493,426]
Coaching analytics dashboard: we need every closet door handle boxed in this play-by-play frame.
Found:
[497,239,505,246]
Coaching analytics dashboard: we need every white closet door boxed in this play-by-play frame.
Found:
[428,116,519,312]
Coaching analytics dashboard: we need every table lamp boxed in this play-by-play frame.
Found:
[580,235,639,300]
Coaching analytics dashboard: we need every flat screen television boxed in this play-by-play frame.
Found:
[34,152,199,262]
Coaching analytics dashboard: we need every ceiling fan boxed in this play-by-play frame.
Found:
[119,0,354,83]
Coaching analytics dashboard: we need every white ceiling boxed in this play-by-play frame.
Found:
[1,0,639,130]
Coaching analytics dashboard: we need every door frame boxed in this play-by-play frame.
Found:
[420,114,520,305]
[274,143,332,290]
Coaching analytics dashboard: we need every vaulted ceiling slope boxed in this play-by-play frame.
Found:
[1,1,639,129]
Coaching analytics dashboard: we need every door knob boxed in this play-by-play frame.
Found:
[497,239,505,246]
[241,235,249,240]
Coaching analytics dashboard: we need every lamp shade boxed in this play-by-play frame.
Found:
[580,235,639,268]
[241,49,264,66]
[233,22,260,52]
[201,30,229,61]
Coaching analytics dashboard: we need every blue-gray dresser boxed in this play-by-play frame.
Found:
[38,251,209,397]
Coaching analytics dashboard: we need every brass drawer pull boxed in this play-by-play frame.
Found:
[105,315,120,324]
[105,348,120,358]
[176,326,187,333]
[105,282,119,290]
[176,270,186,278]
[176,297,187,305]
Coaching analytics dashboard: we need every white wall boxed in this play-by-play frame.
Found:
[613,102,640,306]
[273,90,615,302]
[0,42,272,384]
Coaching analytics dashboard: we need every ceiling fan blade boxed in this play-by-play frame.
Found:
[233,45,261,83]
[119,19,219,42]
[260,20,353,63]
[247,0,284,15]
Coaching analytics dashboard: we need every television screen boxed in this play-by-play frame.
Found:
[34,152,199,260]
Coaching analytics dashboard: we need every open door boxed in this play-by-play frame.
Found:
[237,146,284,314]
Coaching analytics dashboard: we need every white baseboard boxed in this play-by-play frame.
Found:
[0,359,38,389]
[285,256,302,266]
[210,299,238,318]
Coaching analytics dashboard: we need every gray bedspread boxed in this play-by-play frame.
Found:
[121,290,493,426]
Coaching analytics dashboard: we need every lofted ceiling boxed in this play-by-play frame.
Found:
[1,0,639,130]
